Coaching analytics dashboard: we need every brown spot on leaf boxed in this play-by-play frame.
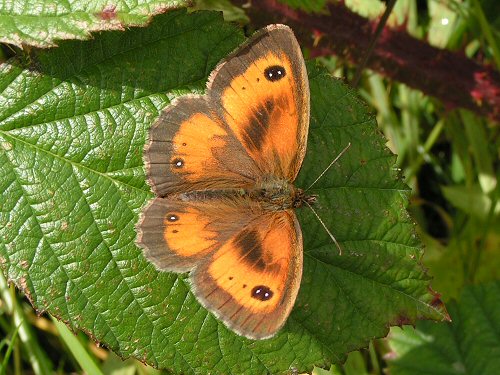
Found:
[20,276,28,290]
[99,4,117,20]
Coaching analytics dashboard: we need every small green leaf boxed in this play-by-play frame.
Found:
[194,0,249,23]
[277,0,328,13]
[0,0,190,48]
[442,185,500,220]
[388,281,500,375]
[0,10,446,374]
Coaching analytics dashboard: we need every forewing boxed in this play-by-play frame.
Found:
[145,97,259,196]
[208,25,310,181]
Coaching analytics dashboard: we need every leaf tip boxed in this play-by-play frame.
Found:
[428,285,451,321]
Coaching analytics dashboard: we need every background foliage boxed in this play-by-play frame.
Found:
[0,0,499,374]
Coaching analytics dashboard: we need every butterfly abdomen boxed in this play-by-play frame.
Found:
[175,177,309,211]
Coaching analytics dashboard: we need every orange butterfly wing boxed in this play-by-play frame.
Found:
[138,198,302,339]
[192,210,302,339]
[209,25,310,180]
[146,97,259,196]
[145,25,309,194]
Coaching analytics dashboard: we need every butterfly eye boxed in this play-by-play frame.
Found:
[251,285,273,301]
[264,65,286,82]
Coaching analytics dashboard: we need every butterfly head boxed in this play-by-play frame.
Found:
[253,176,316,211]
[293,188,317,208]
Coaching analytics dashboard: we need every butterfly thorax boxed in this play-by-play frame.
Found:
[250,177,315,211]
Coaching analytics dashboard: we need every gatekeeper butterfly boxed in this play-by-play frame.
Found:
[137,25,312,339]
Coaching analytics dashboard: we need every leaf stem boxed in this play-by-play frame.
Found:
[351,0,397,87]
[470,0,500,70]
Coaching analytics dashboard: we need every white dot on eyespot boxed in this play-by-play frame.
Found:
[176,161,182,167]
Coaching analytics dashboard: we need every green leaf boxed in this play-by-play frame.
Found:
[388,281,500,375]
[0,0,190,48]
[0,9,446,374]
[420,222,500,301]
[442,185,500,220]
[277,0,328,13]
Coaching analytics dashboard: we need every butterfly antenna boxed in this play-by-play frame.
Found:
[304,200,343,255]
[305,143,351,192]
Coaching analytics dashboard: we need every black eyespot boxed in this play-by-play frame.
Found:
[167,214,179,222]
[182,142,187,146]
[172,158,184,168]
[242,86,246,90]
[264,65,286,82]
[251,285,273,301]
[172,229,178,233]
[229,276,233,280]
[243,284,247,288]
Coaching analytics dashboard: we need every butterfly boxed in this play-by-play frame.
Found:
[137,24,312,340]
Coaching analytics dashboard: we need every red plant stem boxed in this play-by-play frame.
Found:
[236,0,500,122]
